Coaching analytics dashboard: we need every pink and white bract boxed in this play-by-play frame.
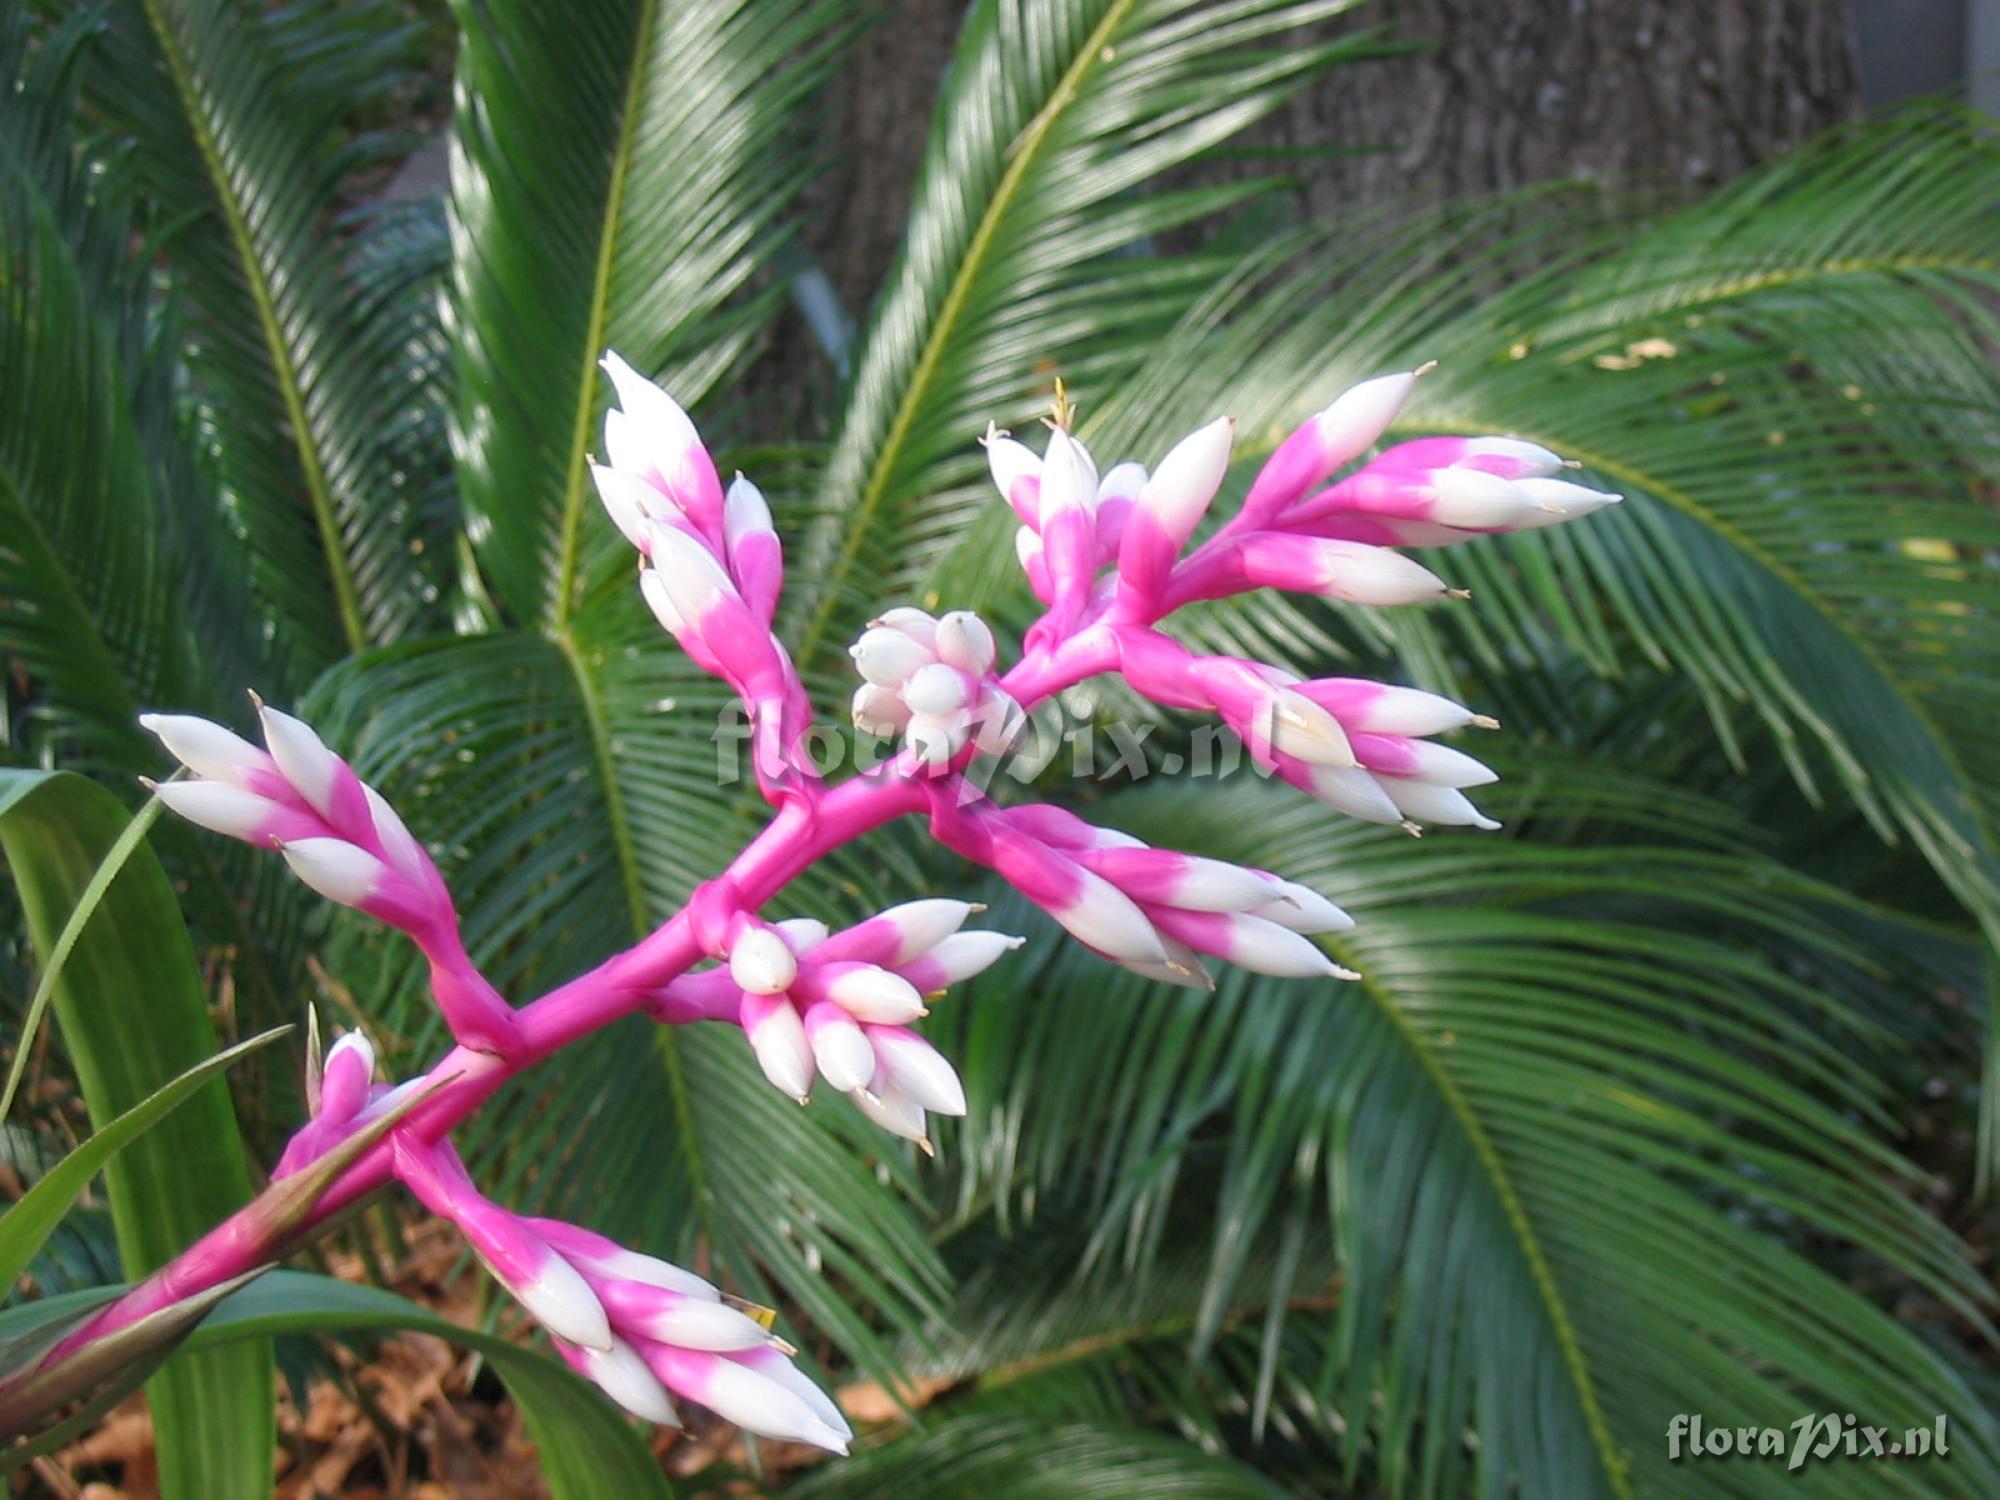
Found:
[88,355,1616,1453]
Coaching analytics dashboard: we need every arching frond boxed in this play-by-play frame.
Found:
[82,0,449,669]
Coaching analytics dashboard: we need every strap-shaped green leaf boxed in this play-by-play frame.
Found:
[0,769,271,1500]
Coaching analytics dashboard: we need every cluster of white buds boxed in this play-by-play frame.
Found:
[654,901,1021,1150]
[849,608,1022,768]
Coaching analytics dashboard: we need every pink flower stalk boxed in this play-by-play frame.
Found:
[24,357,1622,1456]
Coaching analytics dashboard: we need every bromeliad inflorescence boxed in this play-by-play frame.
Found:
[33,356,1615,1452]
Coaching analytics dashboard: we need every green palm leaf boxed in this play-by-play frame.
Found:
[448,0,853,625]
[82,0,446,668]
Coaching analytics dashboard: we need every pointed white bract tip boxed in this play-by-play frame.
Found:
[638,566,686,634]
[1139,415,1235,544]
[517,1251,614,1351]
[808,1012,876,1094]
[745,999,815,1101]
[1305,765,1405,825]
[851,1082,930,1143]
[773,917,830,955]
[873,1032,967,1116]
[1428,468,1535,528]
[153,779,279,840]
[985,431,1041,499]
[826,965,926,1024]
[322,1030,376,1082]
[1354,685,1476,738]
[592,463,663,551]
[920,930,1026,984]
[137,712,265,783]
[581,1337,682,1426]
[1465,436,1564,475]
[362,784,429,881]
[1315,371,1417,465]
[723,474,774,547]
[1037,427,1095,522]
[737,1348,853,1441]
[639,1297,775,1353]
[259,705,343,818]
[650,522,739,621]
[1382,779,1502,830]
[1512,478,1622,527]
[1057,875,1167,965]
[1406,740,1499,788]
[1314,541,1448,606]
[1257,879,1354,934]
[692,1356,849,1450]
[934,611,996,675]
[1270,690,1357,769]
[599,351,699,450]
[584,1246,720,1302]
[880,898,976,961]
[1095,460,1148,504]
[730,928,799,996]
[281,837,385,908]
[1224,914,1343,978]
[1166,856,1286,912]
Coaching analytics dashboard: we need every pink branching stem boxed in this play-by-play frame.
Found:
[52,646,1105,1356]
[33,358,1618,1440]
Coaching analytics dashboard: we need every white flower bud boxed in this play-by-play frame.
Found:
[871,1031,966,1116]
[153,780,281,840]
[1137,416,1234,549]
[933,611,996,675]
[259,705,343,817]
[281,838,385,907]
[138,712,264,783]
[730,928,799,996]
[902,662,970,717]
[1314,370,1419,469]
[575,1337,681,1426]
[851,626,933,688]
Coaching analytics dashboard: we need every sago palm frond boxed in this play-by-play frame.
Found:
[80,0,448,669]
